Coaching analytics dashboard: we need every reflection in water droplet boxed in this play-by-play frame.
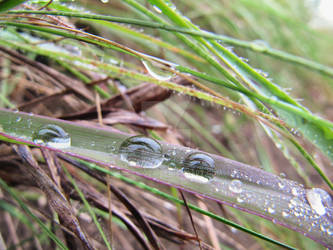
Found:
[142,60,174,81]
[182,152,215,183]
[119,136,163,168]
[306,188,332,216]
[229,179,243,194]
[33,124,71,149]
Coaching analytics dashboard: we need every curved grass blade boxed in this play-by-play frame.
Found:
[7,10,333,79]
[146,0,333,164]
[0,22,331,188]
[0,109,331,248]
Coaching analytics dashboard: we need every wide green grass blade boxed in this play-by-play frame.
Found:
[0,109,331,248]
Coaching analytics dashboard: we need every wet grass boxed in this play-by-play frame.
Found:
[0,0,332,249]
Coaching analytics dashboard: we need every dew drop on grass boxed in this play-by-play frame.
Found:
[282,211,289,218]
[250,39,270,52]
[306,188,332,216]
[141,60,174,81]
[153,5,162,13]
[33,124,71,149]
[118,135,163,168]
[278,181,285,189]
[229,179,243,193]
[15,116,22,122]
[292,187,299,196]
[182,152,215,183]
[267,207,275,214]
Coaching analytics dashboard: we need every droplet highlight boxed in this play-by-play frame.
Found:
[250,39,270,52]
[306,188,332,216]
[118,136,163,168]
[33,124,71,148]
[182,152,215,183]
[142,60,174,81]
[229,179,243,194]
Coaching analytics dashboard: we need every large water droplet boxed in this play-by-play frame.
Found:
[142,60,174,81]
[118,136,163,168]
[182,152,215,183]
[33,124,71,148]
[306,188,332,216]
[229,179,243,194]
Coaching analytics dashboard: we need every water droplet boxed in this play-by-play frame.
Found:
[292,187,299,196]
[118,136,163,168]
[153,5,162,13]
[279,172,286,178]
[306,188,332,216]
[15,116,22,122]
[230,170,237,178]
[278,181,285,189]
[237,196,244,203]
[229,179,243,194]
[142,60,174,81]
[33,124,71,148]
[182,152,215,183]
[268,207,275,214]
[282,211,289,218]
[250,40,270,52]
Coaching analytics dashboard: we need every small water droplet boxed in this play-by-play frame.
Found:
[292,187,299,196]
[153,5,162,13]
[142,60,174,81]
[182,152,215,183]
[230,170,237,178]
[250,40,270,52]
[119,136,163,168]
[306,188,332,216]
[282,211,289,218]
[15,116,22,122]
[33,124,71,148]
[279,172,286,178]
[278,181,285,189]
[229,179,243,194]
[237,196,244,203]
[268,207,275,214]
